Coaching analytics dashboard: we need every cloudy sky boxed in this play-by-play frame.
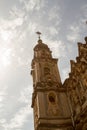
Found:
[0,0,87,130]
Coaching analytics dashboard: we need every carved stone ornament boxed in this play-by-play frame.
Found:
[82,123,87,130]
[71,89,79,105]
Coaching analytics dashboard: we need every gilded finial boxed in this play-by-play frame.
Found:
[36,31,41,40]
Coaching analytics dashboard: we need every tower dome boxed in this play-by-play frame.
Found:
[33,38,52,59]
[34,39,50,51]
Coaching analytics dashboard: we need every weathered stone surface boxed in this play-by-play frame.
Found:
[31,36,87,130]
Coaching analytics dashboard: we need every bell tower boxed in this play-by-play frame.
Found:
[31,33,72,130]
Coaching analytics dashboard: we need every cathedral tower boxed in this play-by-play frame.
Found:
[31,33,73,130]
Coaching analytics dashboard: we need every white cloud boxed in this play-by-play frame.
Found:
[61,67,70,82]
[43,37,66,58]
[0,86,7,111]
[28,22,38,35]
[67,25,80,42]
[82,4,87,18]
[48,6,60,21]
[19,85,32,104]
[49,27,59,36]
[0,6,27,70]
[0,16,24,47]
[1,48,12,67]
[1,105,32,130]
[0,17,24,30]
[20,0,45,12]
[67,4,87,43]
[10,6,25,19]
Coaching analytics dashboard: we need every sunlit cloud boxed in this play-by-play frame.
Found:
[19,85,32,104]
[1,48,12,67]
[0,17,24,46]
[61,67,70,82]
[0,30,13,42]
[0,47,13,74]
[43,37,66,58]
[0,18,24,30]
[0,86,7,111]
[2,105,32,130]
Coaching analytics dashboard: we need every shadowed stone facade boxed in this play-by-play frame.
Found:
[31,35,87,130]
[63,37,87,130]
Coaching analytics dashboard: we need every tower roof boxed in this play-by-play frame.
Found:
[34,39,50,51]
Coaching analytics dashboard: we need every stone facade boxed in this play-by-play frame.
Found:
[31,36,87,130]
[63,37,87,130]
